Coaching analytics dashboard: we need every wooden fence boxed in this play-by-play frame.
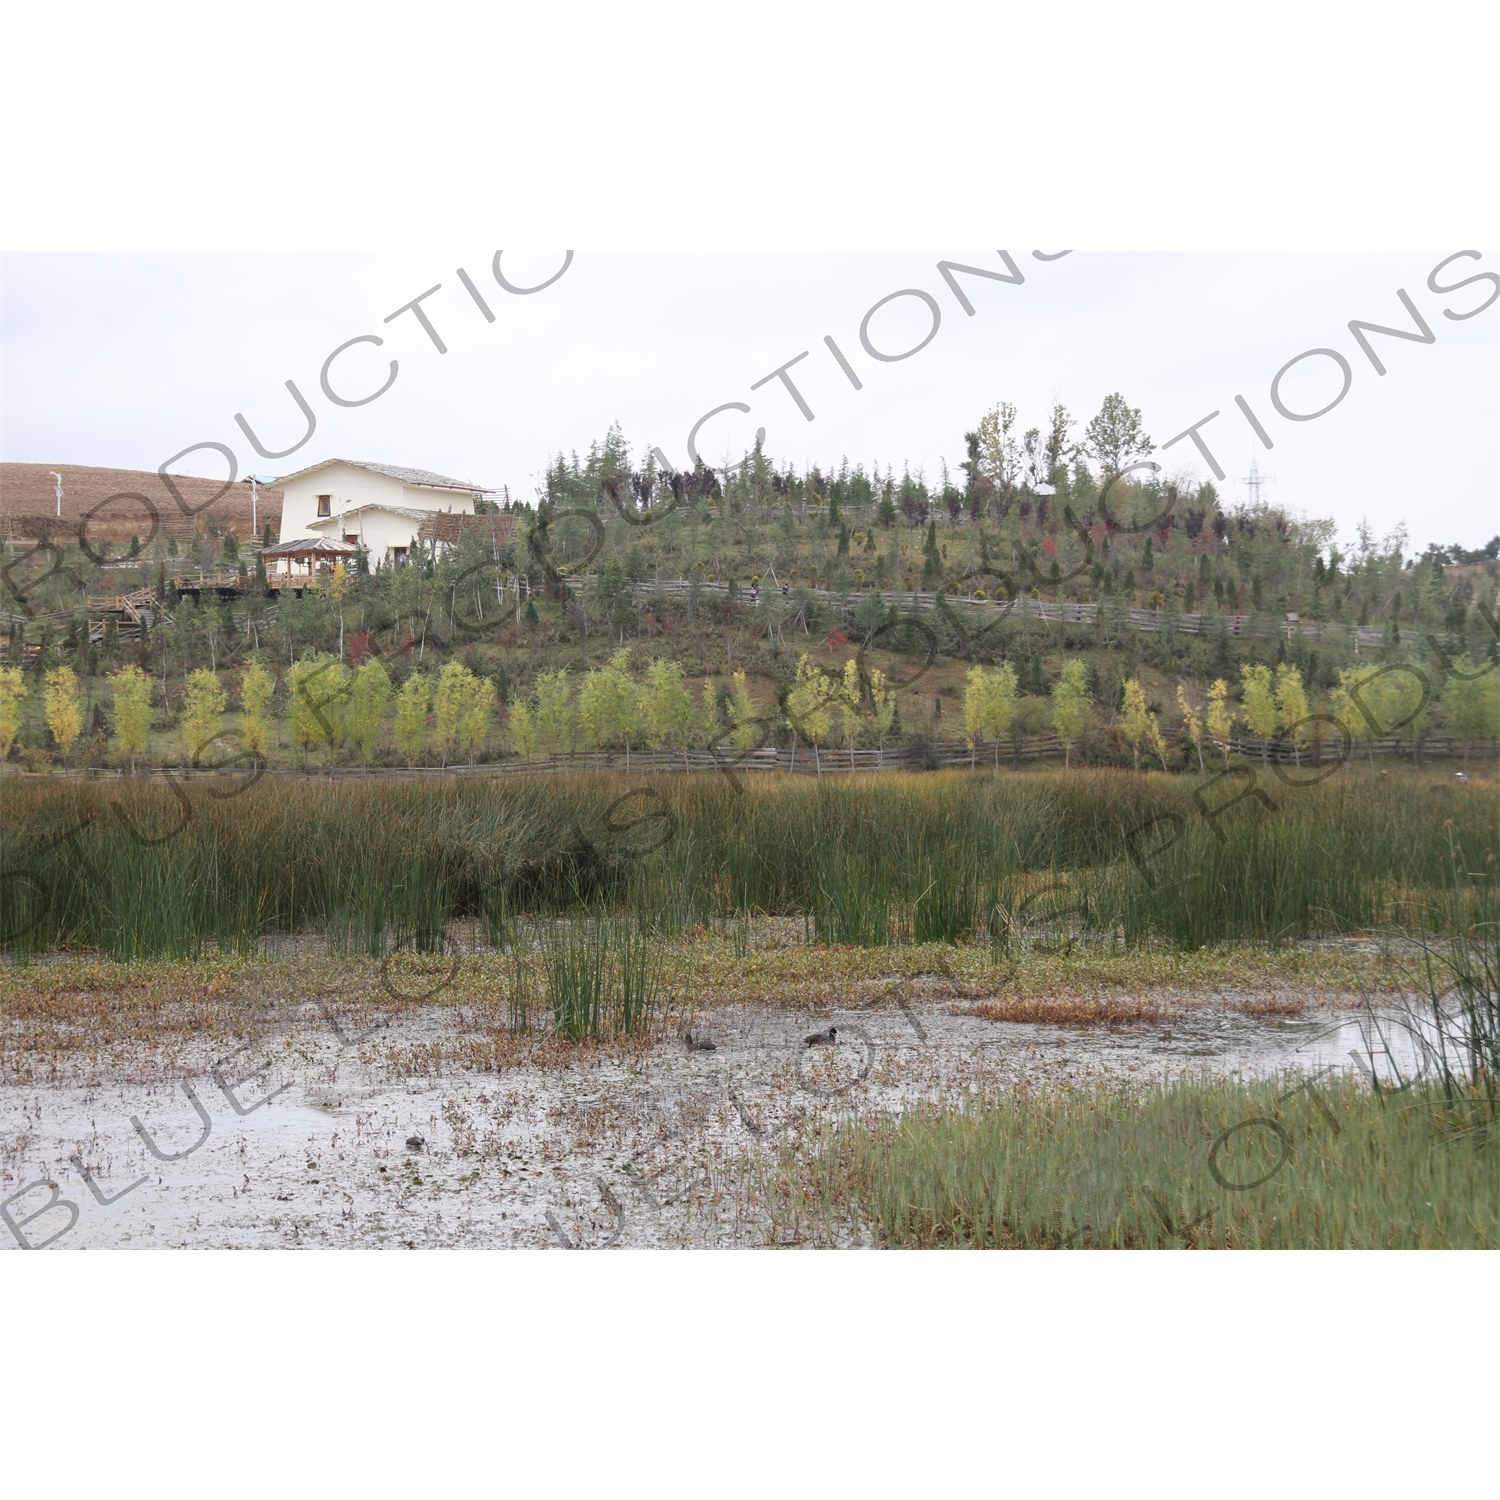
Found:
[9,565,1493,663]
[24,733,1497,784]
[604,576,1491,654]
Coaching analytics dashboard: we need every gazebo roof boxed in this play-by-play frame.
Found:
[262,537,360,559]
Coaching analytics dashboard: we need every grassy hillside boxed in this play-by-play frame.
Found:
[3,420,1497,772]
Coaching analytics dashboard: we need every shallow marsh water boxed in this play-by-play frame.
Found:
[1,974,1435,1250]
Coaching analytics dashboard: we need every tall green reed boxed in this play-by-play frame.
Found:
[2,768,1488,958]
[535,909,663,1040]
[813,853,893,945]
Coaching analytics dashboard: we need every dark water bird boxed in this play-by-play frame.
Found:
[804,1026,837,1047]
[684,1032,717,1052]
[406,1135,425,1151]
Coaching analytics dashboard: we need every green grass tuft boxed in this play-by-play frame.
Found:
[771,1075,1499,1248]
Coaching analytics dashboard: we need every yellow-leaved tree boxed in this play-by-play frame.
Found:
[836,659,865,755]
[698,678,722,751]
[1239,663,1278,766]
[240,660,275,765]
[1206,678,1235,768]
[1118,678,1151,772]
[962,666,989,769]
[458,675,497,766]
[44,666,83,766]
[533,669,577,755]
[432,662,473,767]
[727,671,761,753]
[110,664,154,774]
[286,654,348,766]
[1330,664,1425,775]
[785,653,835,774]
[1328,667,1368,772]
[1274,664,1311,767]
[1119,678,1170,773]
[506,694,539,760]
[1050,659,1090,770]
[0,666,27,765]
[963,663,1019,769]
[639,658,697,770]
[867,665,897,767]
[1144,704,1169,771]
[347,658,393,765]
[394,673,430,767]
[1442,655,1500,771]
[330,560,351,657]
[1176,683,1206,773]
[579,650,638,768]
[181,668,227,765]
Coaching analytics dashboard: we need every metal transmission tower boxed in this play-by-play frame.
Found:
[1240,452,1275,508]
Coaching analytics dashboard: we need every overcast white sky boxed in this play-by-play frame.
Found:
[2,248,1495,554]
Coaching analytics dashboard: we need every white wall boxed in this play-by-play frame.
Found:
[402,485,473,516]
[310,507,422,562]
[278,463,475,540]
[280,465,404,539]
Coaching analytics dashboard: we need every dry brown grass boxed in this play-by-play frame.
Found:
[0,936,1396,1083]
[955,994,1173,1025]
[1,461,279,543]
[1235,993,1310,1017]
[383,1025,664,1079]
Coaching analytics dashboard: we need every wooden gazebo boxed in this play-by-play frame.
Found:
[261,536,358,590]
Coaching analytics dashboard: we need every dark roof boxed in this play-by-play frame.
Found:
[273,459,488,492]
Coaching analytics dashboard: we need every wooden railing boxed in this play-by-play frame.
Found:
[564,575,1494,654]
[39,734,1491,782]
[86,585,159,619]
[170,570,243,591]
[265,571,332,590]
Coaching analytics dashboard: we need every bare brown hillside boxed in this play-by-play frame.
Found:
[1,463,282,547]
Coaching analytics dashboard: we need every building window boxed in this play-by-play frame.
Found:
[392,547,408,565]
[317,494,331,517]
[343,535,359,546]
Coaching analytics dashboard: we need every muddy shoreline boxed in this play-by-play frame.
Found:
[3,971,1418,1249]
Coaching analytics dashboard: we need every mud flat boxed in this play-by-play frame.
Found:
[2,971,1412,1250]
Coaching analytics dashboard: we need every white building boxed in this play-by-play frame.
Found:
[274,459,490,566]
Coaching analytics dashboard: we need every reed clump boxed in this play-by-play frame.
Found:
[535,911,663,1041]
[2,767,1490,959]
